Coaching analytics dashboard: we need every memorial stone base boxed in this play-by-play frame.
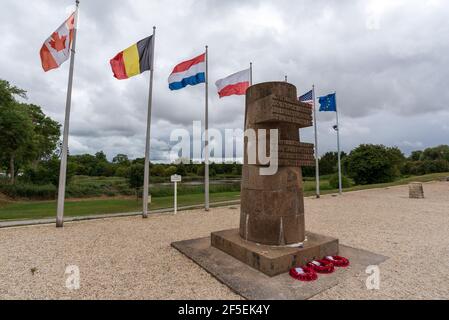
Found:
[211,229,339,277]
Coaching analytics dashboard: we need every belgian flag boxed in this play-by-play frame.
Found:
[110,36,153,80]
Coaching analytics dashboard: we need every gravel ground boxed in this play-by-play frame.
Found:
[0,181,448,300]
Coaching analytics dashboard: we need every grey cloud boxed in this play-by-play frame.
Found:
[1,0,448,161]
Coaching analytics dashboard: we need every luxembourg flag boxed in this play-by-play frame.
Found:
[215,68,250,98]
[168,53,206,90]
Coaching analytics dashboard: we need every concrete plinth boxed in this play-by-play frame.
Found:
[172,236,388,300]
[211,229,339,277]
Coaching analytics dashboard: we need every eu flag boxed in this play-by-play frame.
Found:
[318,93,337,112]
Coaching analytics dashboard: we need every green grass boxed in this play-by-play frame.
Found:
[0,192,240,221]
[0,172,447,222]
[301,172,449,197]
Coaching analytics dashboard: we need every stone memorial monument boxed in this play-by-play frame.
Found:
[211,82,339,276]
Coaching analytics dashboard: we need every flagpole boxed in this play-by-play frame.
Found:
[250,62,253,86]
[143,26,156,219]
[312,85,320,198]
[56,0,80,228]
[335,92,343,195]
[205,45,210,211]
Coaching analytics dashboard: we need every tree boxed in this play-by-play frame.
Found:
[0,80,26,106]
[344,144,405,185]
[421,145,449,162]
[128,163,144,198]
[0,80,60,183]
[318,152,347,176]
[95,151,108,162]
[112,154,130,165]
[0,80,30,183]
[23,156,75,186]
[196,164,205,176]
[176,163,187,176]
[25,104,61,162]
[0,104,34,183]
[151,164,165,177]
[410,151,423,161]
[164,166,177,177]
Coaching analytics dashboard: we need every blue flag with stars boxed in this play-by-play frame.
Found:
[318,93,337,112]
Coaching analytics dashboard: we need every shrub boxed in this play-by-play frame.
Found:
[401,159,449,176]
[128,164,144,190]
[148,182,241,198]
[328,174,352,189]
[164,166,178,177]
[344,144,405,185]
[21,157,75,186]
[319,152,347,176]
[422,159,449,174]
[114,166,130,178]
[0,183,56,200]
[65,183,104,198]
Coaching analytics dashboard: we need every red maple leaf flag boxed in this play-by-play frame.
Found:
[49,32,68,52]
[40,12,75,72]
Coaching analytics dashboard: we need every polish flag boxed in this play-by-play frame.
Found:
[40,12,76,72]
[215,68,250,98]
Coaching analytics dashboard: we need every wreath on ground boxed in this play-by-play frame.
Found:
[323,256,350,267]
[289,267,318,282]
[307,259,335,274]
[290,256,350,282]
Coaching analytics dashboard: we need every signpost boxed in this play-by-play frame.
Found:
[171,175,182,215]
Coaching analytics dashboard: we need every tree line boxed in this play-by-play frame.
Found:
[1,79,449,196]
[0,80,60,184]
[305,144,449,186]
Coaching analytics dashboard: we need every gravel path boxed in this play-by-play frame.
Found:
[0,182,448,300]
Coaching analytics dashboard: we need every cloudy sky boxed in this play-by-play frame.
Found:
[1,0,448,162]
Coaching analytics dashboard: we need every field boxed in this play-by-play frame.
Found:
[0,192,240,221]
[0,172,448,221]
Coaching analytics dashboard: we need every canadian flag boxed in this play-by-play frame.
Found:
[40,13,76,72]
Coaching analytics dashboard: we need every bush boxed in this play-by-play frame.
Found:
[0,183,56,200]
[402,159,449,176]
[114,166,130,178]
[128,164,144,190]
[328,174,352,189]
[319,152,347,176]
[65,183,104,198]
[344,144,405,185]
[21,157,75,186]
[148,182,241,198]
[164,166,177,177]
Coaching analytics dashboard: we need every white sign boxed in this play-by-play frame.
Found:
[171,175,182,215]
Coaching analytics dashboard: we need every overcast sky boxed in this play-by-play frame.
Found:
[1,0,448,162]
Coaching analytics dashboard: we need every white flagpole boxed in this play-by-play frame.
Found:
[244,62,252,133]
[205,45,210,211]
[313,85,320,198]
[335,92,343,195]
[56,0,80,228]
[143,26,157,219]
[250,62,253,86]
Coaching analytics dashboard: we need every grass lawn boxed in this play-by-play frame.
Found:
[0,172,447,222]
[0,192,240,221]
